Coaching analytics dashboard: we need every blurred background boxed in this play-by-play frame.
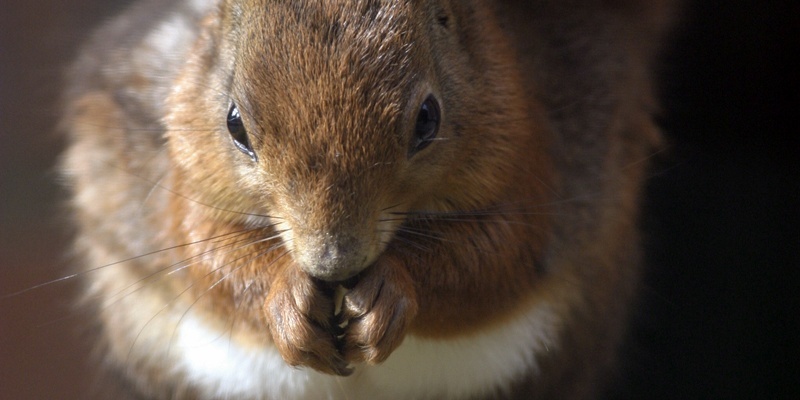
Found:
[0,0,795,399]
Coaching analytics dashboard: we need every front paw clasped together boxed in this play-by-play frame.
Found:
[264,258,418,376]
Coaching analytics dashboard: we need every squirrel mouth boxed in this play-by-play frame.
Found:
[315,274,361,339]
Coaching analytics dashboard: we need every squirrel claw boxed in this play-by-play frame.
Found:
[340,257,418,365]
[264,266,347,375]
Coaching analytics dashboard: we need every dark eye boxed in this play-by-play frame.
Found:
[409,95,440,157]
[227,103,256,161]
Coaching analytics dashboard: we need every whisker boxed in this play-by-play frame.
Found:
[138,170,169,216]
[391,226,445,244]
[417,216,552,233]
[101,228,285,309]
[621,147,670,171]
[382,233,433,254]
[1,228,262,299]
[380,202,406,212]
[107,162,279,220]
[164,248,291,359]
[127,240,287,363]
[221,270,270,352]
[65,118,220,134]
[392,226,506,255]
[33,228,282,329]
[170,249,292,355]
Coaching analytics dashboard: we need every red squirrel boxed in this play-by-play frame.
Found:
[61,0,674,398]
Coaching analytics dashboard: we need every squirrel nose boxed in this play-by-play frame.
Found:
[294,234,369,282]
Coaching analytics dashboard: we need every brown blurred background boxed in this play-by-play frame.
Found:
[0,1,795,399]
[1,1,131,398]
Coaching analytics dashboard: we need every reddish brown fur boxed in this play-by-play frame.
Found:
[62,0,675,398]
[162,0,555,372]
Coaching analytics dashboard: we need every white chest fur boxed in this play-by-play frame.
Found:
[174,301,558,400]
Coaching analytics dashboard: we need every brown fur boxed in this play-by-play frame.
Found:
[62,0,674,398]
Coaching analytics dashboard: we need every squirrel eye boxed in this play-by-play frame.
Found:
[227,103,256,161]
[409,95,440,157]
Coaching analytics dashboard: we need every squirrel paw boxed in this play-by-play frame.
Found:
[339,257,418,365]
[264,266,352,376]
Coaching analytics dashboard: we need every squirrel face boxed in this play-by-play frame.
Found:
[166,0,536,281]
[62,0,672,395]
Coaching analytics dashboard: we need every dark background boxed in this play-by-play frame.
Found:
[0,1,796,399]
